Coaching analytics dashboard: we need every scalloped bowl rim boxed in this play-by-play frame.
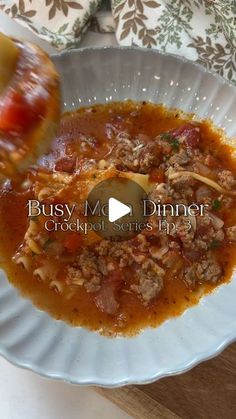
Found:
[0,46,235,387]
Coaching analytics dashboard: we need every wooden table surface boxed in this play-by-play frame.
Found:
[97,342,236,419]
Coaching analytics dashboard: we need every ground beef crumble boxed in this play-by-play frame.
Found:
[114,137,161,173]
[226,226,236,242]
[67,250,102,293]
[131,259,164,305]
[184,254,222,289]
[218,170,236,190]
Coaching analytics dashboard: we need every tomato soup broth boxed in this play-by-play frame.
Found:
[0,101,236,336]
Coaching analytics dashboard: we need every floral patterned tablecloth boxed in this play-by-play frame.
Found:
[113,0,236,83]
[0,0,235,83]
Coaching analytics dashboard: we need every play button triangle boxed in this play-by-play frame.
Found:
[108,197,131,222]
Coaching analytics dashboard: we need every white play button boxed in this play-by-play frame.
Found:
[108,197,131,222]
[86,177,148,241]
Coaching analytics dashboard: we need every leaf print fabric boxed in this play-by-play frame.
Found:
[0,0,235,83]
[111,0,236,83]
[0,0,102,49]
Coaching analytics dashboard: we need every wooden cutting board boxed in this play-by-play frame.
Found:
[96,342,236,418]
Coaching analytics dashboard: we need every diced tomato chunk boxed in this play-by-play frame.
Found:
[183,249,202,263]
[0,87,47,134]
[55,156,76,173]
[171,124,200,149]
[94,270,124,315]
[94,286,119,315]
[149,167,165,183]
[106,270,124,290]
[204,154,219,169]
[64,232,83,252]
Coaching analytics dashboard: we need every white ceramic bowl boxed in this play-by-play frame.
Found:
[0,47,236,386]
